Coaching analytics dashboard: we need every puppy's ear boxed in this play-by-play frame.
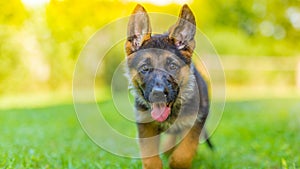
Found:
[169,4,196,58]
[126,4,151,55]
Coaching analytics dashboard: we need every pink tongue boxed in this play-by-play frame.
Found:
[151,103,171,122]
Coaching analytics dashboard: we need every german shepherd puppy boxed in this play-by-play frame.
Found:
[125,4,209,169]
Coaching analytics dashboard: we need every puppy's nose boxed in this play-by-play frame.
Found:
[149,86,167,103]
[152,86,165,97]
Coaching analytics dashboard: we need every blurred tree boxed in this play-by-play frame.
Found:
[197,0,300,56]
[1,0,299,96]
[45,0,133,87]
[0,0,28,26]
[0,0,29,94]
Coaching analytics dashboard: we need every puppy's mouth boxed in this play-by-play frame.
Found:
[151,102,171,122]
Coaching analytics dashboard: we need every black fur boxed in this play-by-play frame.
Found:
[140,34,191,64]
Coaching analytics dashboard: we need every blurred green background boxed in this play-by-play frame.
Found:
[1,0,300,103]
[1,0,300,168]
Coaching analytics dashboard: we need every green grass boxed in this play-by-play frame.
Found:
[0,98,299,168]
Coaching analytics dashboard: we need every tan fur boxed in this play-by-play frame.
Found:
[178,65,191,86]
[169,122,202,169]
[138,123,162,169]
[161,134,177,155]
[142,156,162,169]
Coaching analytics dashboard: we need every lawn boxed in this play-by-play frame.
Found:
[0,98,299,169]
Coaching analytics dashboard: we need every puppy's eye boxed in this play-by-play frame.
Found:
[169,63,178,71]
[140,64,150,73]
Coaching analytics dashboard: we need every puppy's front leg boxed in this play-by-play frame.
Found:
[169,121,203,169]
[138,123,162,169]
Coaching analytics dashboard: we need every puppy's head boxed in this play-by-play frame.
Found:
[125,4,196,122]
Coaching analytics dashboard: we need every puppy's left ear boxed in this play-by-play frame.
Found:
[126,4,151,55]
[169,4,196,58]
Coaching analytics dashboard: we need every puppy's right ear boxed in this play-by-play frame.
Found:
[125,4,151,55]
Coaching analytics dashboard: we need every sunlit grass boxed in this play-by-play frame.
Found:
[0,98,299,168]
